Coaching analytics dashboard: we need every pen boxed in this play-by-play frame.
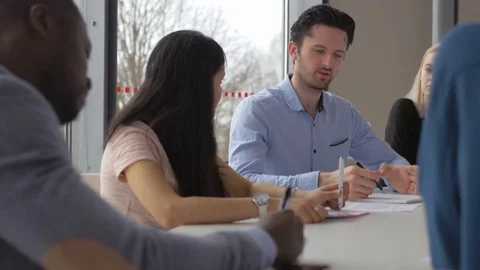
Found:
[280,187,293,210]
[338,157,344,210]
[375,180,384,191]
[356,161,383,191]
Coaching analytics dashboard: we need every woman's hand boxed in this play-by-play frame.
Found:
[288,199,328,224]
[285,185,343,223]
[305,182,349,211]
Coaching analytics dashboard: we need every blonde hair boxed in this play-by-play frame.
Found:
[406,44,439,117]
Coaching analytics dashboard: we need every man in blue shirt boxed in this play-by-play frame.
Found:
[229,4,417,199]
[418,23,480,270]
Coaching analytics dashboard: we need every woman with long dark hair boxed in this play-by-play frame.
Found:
[101,30,346,229]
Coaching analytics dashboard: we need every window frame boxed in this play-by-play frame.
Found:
[67,0,117,173]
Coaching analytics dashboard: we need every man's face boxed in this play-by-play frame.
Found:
[289,24,348,90]
[48,20,92,124]
[30,5,92,124]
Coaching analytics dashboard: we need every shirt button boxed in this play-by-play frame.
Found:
[313,124,316,127]
[313,149,317,153]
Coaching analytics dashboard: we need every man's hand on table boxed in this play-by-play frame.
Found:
[257,210,305,267]
[318,166,381,199]
[379,163,419,195]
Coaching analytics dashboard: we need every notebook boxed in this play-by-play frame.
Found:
[351,192,423,204]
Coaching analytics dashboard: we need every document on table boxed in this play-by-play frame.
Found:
[236,211,370,222]
[327,210,369,218]
[351,192,423,204]
[342,201,421,212]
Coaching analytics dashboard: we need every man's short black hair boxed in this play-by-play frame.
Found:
[290,4,355,49]
[0,0,79,31]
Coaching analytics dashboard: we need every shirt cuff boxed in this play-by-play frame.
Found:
[244,228,277,268]
[297,171,319,190]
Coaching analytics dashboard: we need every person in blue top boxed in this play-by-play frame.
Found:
[229,4,417,199]
[418,22,480,270]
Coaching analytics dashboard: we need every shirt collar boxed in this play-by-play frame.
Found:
[279,74,325,113]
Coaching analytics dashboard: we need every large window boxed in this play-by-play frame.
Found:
[67,0,461,172]
[116,0,284,160]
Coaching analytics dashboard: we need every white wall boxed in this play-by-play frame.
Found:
[459,0,480,23]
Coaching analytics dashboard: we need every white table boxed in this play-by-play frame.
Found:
[172,207,431,270]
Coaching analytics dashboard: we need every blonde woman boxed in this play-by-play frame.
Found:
[385,44,438,165]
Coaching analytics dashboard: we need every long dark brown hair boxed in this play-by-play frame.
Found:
[106,30,227,198]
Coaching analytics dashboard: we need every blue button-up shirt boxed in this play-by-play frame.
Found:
[228,75,408,190]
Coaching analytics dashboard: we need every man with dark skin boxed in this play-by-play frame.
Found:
[0,1,304,269]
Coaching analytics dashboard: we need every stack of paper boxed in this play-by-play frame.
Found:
[351,192,423,204]
[342,201,421,213]
[327,210,369,218]
[330,192,424,213]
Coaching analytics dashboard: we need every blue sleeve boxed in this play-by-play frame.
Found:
[347,103,409,187]
[0,75,272,270]
[419,23,480,270]
[244,228,278,267]
[420,64,480,270]
[229,100,318,190]
[455,66,480,270]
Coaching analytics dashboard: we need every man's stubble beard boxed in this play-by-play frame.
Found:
[304,74,334,91]
[296,67,335,92]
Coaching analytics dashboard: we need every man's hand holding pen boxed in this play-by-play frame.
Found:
[319,166,380,199]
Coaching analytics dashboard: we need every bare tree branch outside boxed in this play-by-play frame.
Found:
[117,0,283,159]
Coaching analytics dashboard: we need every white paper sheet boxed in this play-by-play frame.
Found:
[342,201,421,212]
[351,192,423,204]
[327,210,369,218]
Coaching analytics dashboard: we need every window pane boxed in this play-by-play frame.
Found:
[116,0,284,160]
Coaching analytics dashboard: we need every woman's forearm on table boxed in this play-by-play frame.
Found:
[249,183,309,199]
[167,197,282,228]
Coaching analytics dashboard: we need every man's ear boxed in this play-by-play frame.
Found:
[29,4,52,37]
[288,41,300,63]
